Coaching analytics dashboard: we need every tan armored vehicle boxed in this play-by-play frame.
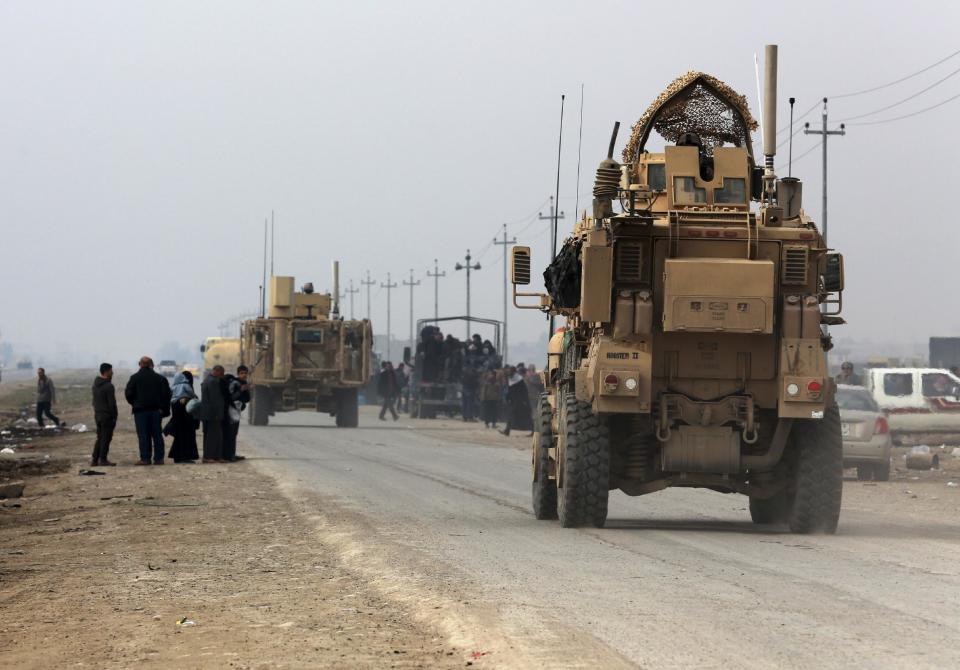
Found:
[512,46,847,533]
[242,266,372,427]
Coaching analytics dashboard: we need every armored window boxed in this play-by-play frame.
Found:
[647,163,666,191]
[673,176,706,204]
[714,177,745,204]
[295,329,323,344]
[883,373,912,397]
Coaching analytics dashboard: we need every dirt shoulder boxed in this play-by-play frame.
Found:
[0,373,465,669]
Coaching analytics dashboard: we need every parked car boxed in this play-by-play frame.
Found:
[863,367,960,446]
[838,384,892,481]
[157,359,178,378]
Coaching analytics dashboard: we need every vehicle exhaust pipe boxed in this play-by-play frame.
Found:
[763,44,778,200]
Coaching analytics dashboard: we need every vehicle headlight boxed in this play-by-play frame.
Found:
[624,378,638,391]
[786,383,800,396]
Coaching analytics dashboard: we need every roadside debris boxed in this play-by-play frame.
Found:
[948,482,958,488]
[78,469,106,476]
[176,618,197,627]
[905,446,940,471]
[0,481,26,499]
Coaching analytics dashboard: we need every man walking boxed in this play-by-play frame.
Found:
[222,365,251,462]
[377,361,399,421]
[125,356,171,465]
[395,362,409,413]
[91,363,118,466]
[201,365,226,463]
[36,368,64,428]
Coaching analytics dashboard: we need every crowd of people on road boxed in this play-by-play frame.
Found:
[376,328,545,436]
[69,357,251,467]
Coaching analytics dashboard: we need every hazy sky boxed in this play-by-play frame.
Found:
[2,1,958,364]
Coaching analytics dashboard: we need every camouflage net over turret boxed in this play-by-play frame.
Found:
[622,71,758,162]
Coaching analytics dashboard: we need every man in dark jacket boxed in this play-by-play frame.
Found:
[377,361,399,421]
[36,368,63,428]
[125,356,172,465]
[201,365,226,462]
[91,363,118,466]
[222,366,251,462]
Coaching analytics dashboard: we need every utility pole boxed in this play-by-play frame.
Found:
[361,271,376,322]
[426,258,446,322]
[345,279,359,320]
[493,224,517,365]
[538,196,566,262]
[804,97,846,245]
[380,273,398,362]
[454,250,481,340]
[402,269,420,353]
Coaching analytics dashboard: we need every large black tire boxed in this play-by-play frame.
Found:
[249,387,270,426]
[335,389,359,428]
[749,492,790,524]
[557,396,610,528]
[786,402,843,534]
[532,393,557,520]
[856,465,873,481]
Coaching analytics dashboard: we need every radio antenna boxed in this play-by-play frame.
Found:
[261,219,267,317]
[574,84,584,219]
[270,209,275,276]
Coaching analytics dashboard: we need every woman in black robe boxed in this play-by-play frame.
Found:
[500,366,534,436]
[164,371,200,463]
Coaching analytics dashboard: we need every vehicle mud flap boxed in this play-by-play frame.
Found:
[786,401,843,534]
[334,389,359,428]
[532,393,557,520]
[558,396,610,528]
[249,387,270,426]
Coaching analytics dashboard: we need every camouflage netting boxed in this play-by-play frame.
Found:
[622,71,758,162]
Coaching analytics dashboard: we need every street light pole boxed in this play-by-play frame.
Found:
[380,273,398,362]
[345,280,359,320]
[803,97,846,245]
[361,271,376,322]
[402,269,420,353]
[493,224,517,365]
[426,258,445,323]
[454,250,481,340]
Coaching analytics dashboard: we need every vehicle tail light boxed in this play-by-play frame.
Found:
[807,381,822,393]
[874,417,889,435]
[604,374,619,391]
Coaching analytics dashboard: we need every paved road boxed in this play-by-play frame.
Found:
[242,407,960,669]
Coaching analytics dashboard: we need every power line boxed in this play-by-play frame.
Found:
[832,47,960,100]
[845,89,960,126]
[776,48,960,134]
[837,65,960,122]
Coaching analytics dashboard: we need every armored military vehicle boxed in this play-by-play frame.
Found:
[511,46,847,533]
[200,337,241,376]
[241,265,372,427]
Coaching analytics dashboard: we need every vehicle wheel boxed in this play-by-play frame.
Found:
[856,465,873,481]
[558,396,610,528]
[335,389,359,428]
[749,491,790,524]
[873,458,891,482]
[249,387,270,426]
[532,393,557,520]
[786,402,843,534]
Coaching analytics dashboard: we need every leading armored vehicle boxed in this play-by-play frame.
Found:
[242,266,372,427]
[512,46,847,533]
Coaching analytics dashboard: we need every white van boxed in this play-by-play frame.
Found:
[863,368,960,445]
